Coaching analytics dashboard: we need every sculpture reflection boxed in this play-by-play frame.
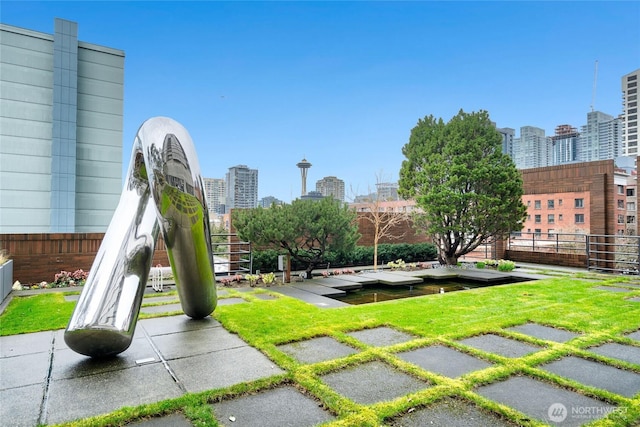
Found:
[65,117,217,357]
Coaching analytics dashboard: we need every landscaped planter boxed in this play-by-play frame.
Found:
[1,260,13,302]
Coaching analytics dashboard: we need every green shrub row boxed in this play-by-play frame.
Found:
[251,243,438,273]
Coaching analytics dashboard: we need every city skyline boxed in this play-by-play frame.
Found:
[2,1,638,203]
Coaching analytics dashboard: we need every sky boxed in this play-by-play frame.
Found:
[2,1,639,203]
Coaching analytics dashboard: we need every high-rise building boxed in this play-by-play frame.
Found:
[512,126,549,169]
[550,125,579,166]
[496,126,515,158]
[0,18,124,233]
[577,111,621,162]
[375,182,399,201]
[203,177,225,215]
[258,196,283,207]
[225,165,258,209]
[622,69,639,156]
[296,158,312,196]
[316,176,345,201]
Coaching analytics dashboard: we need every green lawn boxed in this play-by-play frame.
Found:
[2,270,640,426]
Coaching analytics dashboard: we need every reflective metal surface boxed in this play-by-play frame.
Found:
[65,117,217,357]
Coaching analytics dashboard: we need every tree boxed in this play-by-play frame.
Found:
[352,172,410,270]
[398,109,527,266]
[231,197,360,278]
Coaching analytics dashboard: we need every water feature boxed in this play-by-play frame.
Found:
[332,277,529,305]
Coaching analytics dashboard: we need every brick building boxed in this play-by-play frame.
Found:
[519,158,638,237]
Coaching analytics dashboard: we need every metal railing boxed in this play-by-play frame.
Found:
[211,234,252,276]
[586,234,640,274]
[507,231,587,254]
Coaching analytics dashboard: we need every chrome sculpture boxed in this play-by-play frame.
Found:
[65,117,217,357]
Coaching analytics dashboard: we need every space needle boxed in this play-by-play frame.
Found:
[296,157,312,196]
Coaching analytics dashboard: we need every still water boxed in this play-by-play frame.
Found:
[332,279,510,305]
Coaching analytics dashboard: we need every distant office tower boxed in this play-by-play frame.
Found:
[300,191,324,201]
[316,176,345,201]
[577,111,621,162]
[203,177,225,215]
[512,126,549,169]
[622,69,639,156]
[259,196,283,207]
[496,126,515,158]
[225,165,258,209]
[376,182,399,201]
[296,158,312,196]
[0,18,124,233]
[550,125,579,165]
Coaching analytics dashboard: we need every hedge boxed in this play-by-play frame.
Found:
[251,243,438,273]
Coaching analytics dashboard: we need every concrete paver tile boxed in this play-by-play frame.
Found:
[277,336,358,364]
[477,375,615,427]
[397,345,493,378]
[169,346,284,393]
[0,330,54,357]
[140,315,221,336]
[588,342,640,366]
[507,323,580,343]
[0,383,44,427]
[458,334,542,358]
[1,351,50,389]
[347,326,416,347]
[45,363,183,425]
[387,397,516,426]
[541,356,640,398]
[152,327,248,360]
[51,338,159,380]
[211,385,336,427]
[320,360,430,405]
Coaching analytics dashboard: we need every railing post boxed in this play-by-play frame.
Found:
[532,232,536,251]
[585,235,590,269]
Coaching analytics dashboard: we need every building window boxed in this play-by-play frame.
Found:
[558,199,563,206]
[618,200,625,209]
[534,229,542,237]
[534,200,541,209]
[548,229,555,238]
[618,214,625,224]
[548,214,555,223]
[535,214,541,223]
[618,185,624,194]
[627,188,635,197]
[527,200,531,207]
[575,198,584,208]
[627,216,636,224]
[628,202,636,210]
[547,200,554,209]
[559,214,563,221]
[575,214,585,223]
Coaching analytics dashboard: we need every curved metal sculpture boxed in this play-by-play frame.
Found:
[65,117,217,357]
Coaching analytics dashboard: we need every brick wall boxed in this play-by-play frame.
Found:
[506,250,587,269]
[355,212,430,246]
[0,233,169,284]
